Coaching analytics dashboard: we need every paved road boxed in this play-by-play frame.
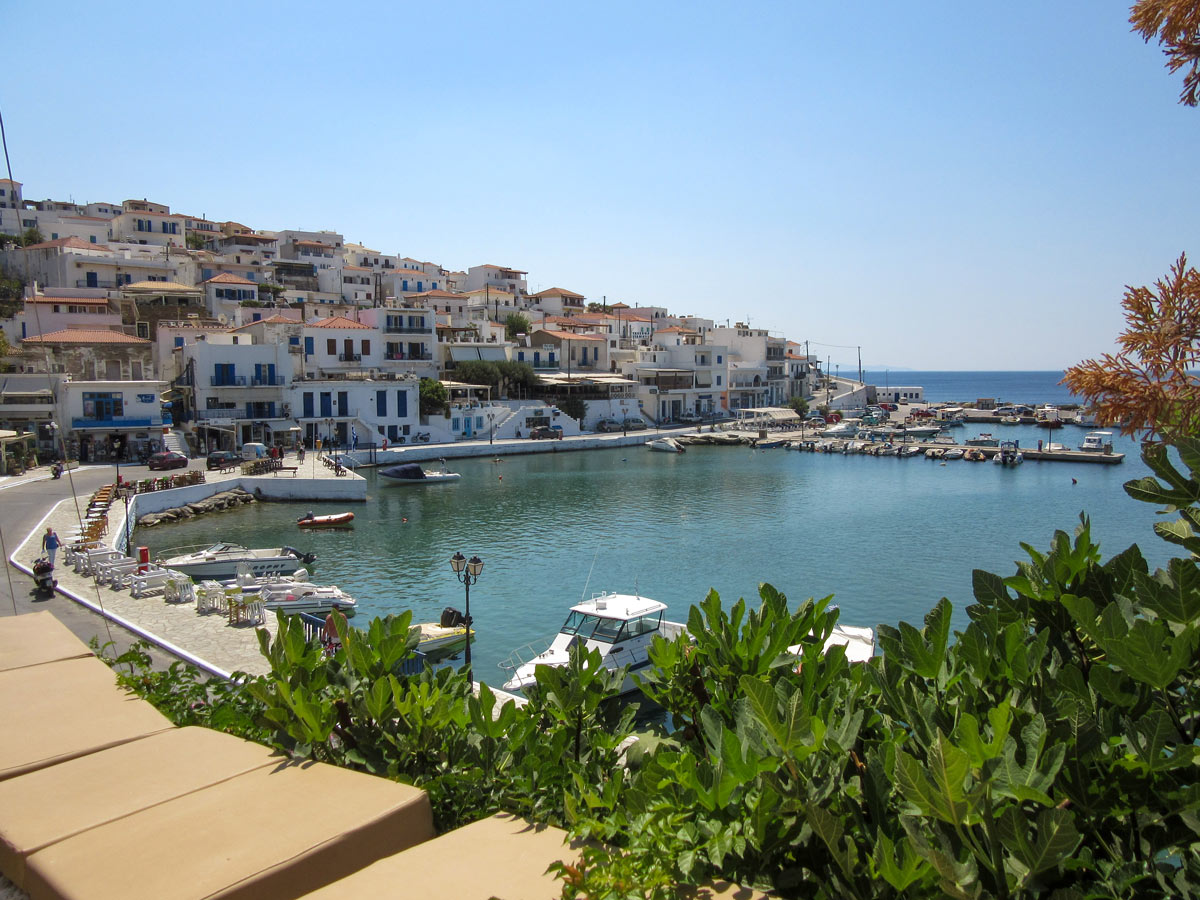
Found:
[0,463,171,667]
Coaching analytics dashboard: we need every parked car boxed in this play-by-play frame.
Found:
[677,411,702,424]
[622,417,648,431]
[147,451,188,471]
[206,450,240,470]
[529,426,563,440]
[595,418,622,432]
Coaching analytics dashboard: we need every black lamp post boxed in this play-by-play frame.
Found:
[449,551,483,683]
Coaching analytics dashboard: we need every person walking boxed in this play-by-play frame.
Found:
[41,527,61,569]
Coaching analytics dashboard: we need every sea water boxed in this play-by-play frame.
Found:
[139,421,1173,685]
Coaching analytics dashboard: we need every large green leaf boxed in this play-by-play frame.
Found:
[996,806,1082,883]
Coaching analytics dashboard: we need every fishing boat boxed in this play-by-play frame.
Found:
[993,440,1024,466]
[379,460,462,485]
[646,437,686,453]
[157,543,315,581]
[942,448,965,460]
[500,591,688,696]
[1079,431,1114,452]
[296,511,355,528]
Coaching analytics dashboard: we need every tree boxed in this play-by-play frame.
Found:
[787,396,809,417]
[504,312,530,339]
[586,301,610,313]
[1131,0,1200,106]
[559,396,587,422]
[259,283,288,305]
[19,227,44,247]
[496,361,536,398]
[418,377,447,417]
[185,233,207,250]
[1062,252,1200,438]
[452,360,500,389]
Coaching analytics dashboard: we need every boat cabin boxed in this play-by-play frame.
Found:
[560,594,667,645]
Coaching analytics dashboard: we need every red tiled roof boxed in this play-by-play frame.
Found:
[405,289,463,300]
[534,329,605,342]
[26,296,110,305]
[21,236,111,252]
[203,272,257,285]
[231,314,300,331]
[532,287,584,299]
[22,328,149,344]
[308,316,371,329]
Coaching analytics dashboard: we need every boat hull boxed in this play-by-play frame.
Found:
[297,512,355,528]
[165,556,305,582]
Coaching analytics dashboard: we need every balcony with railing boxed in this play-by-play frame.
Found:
[384,352,433,361]
[210,375,248,386]
[337,353,362,363]
[383,323,432,334]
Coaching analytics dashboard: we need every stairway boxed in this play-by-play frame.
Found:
[161,429,190,457]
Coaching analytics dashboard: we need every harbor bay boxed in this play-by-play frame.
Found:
[136,419,1168,685]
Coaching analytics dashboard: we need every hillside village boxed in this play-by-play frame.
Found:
[0,179,838,462]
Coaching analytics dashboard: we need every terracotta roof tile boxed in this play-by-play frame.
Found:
[22,328,150,345]
[124,281,198,293]
[203,272,257,285]
[21,236,111,252]
[308,316,372,330]
[535,329,605,342]
[532,287,585,299]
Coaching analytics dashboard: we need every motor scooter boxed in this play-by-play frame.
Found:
[51,461,63,479]
[32,558,56,593]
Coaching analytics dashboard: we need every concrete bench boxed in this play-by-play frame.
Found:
[23,755,435,900]
[0,656,173,783]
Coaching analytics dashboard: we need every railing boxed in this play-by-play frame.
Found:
[384,352,433,361]
[297,612,426,675]
[210,376,247,386]
[250,376,285,387]
[195,409,238,421]
[75,279,119,289]
[337,353,362,362]
[383,325,431,334]
[71,417,157,428]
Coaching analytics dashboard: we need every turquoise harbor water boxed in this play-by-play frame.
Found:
[138,419,1172,686]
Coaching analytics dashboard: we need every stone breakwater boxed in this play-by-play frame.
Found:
[135,487,256,527]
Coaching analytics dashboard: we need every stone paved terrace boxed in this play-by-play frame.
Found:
[12,456,368,677]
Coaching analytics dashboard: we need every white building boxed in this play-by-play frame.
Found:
[462,264,529,298]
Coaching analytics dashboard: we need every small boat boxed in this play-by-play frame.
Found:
[296,511,355,528]
[787,624,876,663]
[942,448,965,460]
[260,584,357,616]
[412,609,474,657]
[158,542,315,581]
[754,438,788,449]
[966,434,999,447]
[646,437,686,453]
[993,440,1024,466]
[500,591,688,695]
[1079,431,1114,452]
[898,445,923,458]
[379,460,462,485]
[924,447,945,460]
[963,448,987,462]
[999,416,1022,425]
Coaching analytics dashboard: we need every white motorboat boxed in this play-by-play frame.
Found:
[379,461,462,485]
[1079,431,1114,452]
[157,542,315,581]
[219,564,356,616]
[965,434,999,447]
[899,445,924,458]
[942,448,965,460]
[993,440,1024,466]
[787,624,876,663]
[500,592,688,695]
[646,437,686,453]
[413,621,474,656]
[819,419,861,437]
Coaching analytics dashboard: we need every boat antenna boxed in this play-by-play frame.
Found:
[580,542,601,602]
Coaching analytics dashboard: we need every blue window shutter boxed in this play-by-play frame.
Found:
[174,336,184,348]
[303,392,314,417]
[397,390,408,418]
[304,336,314,356]
[376,390,387,417]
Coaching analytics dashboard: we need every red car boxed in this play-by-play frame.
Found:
[147,451,188,470]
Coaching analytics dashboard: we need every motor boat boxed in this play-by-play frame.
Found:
[217,565,356,617]
[646,437,686,453]
[942,448,965,460]
[296,511,355,528]
[379,461,462,485]
[1079,431,1114,452]
[787,624,876,663]
[993,440,1024,466]
[963,448,987,462]
[898,445,924,458]
[157,543,315,581]
[412,607,474,657]
[965,434,999,447]
[500,592,688,696]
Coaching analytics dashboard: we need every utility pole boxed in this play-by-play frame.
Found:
[857,346,862,385]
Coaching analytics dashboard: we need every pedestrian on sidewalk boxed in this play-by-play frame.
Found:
[41,527,61,569]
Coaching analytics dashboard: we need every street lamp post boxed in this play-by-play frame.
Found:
[449,552,483,684]
[488,412,495,445]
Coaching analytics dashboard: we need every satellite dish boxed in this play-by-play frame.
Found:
[217,314,229,325]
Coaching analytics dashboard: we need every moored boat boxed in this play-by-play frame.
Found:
[379,460,462,485]
[500,591,688,695]
[942,448,965,460]
[1079,431,1114,452]
[965,434,999,447]
[646,437,686,453]
[157,542,315,581]
[993,440,1024,466]
[297,511,355,528]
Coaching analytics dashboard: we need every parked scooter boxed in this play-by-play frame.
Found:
[51,461,63,479]
[414,432,431,443]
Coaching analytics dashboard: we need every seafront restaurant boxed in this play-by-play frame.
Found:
[731,407,802,431]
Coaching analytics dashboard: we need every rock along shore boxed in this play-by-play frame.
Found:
[136,487,256,528]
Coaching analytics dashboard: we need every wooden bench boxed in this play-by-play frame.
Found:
[273,466,299,477]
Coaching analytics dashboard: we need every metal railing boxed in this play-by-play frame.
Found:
[210,376,247,386]
[383,325,432,334]
[337,353,362,362]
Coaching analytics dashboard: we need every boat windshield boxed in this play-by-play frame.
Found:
[560,610,662,644]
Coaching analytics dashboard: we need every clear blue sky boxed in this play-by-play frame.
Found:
[5,1,1197,370]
